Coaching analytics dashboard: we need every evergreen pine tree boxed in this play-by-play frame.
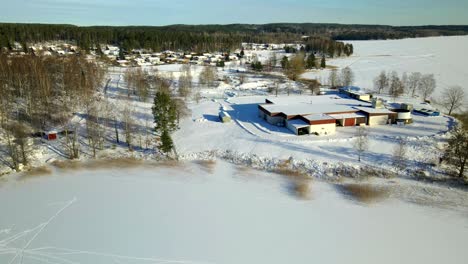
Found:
[328,44,335,58]
[320,56,326,68]
[118,48,125,60]
[281,56,289,69]
[306,53,316,69]
[251,61,263,72]
[152,91,178,134]
[160,129,174,154]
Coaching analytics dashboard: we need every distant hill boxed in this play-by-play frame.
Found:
[1,22,467,52]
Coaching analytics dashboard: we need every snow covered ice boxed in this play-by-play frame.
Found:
[1,161,467,264]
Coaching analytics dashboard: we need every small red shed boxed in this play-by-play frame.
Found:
[45,131,58,141]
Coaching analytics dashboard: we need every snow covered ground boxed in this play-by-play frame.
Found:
[302,36,468,98]
[1,36,467,264]
[174,93,452,175]
[1,161,467,264]
[1,39,459,177]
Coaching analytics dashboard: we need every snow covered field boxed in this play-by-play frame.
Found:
[302,36,468,97]
[1,161,467,264]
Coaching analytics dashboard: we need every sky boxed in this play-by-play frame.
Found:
[1,0,467,26]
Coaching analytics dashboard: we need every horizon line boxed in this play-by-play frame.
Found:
[1,21,468,28]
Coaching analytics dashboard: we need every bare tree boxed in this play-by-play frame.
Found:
[353,126,369,162]
[9,122,32,166]
[3,126,20,171]
[392,138,408,170]
[328,68,339,87]
[389,71,404,100]
[418,74,436,101]
[121,103,135,151]
[443,125,468,178]
[285,53,305,81]
[407,72,422,97]
[374,71,389,94]
[63,125,80,159]
[269,53,278,70]
[441,86,465,115]
[340,67,354,87]
[401,72,409,94]
[193,89,202,104]
[238,73,247,84]
[199,66,217,88]
[301,79,320,95]
[86,102,105,158]
[178,64,193,99]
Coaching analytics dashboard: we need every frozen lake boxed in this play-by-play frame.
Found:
[302,35,468,97]
[0,161,467,264]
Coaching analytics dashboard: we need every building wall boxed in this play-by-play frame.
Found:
[358,94,371,101]
[369,115,389,126]
[344,118,356,126]
[310,123,336,135]
[259,111,266,119]
[286,122,300,135]
[356,117,367,125]
[266,115,285,126]
[308,119,336,126]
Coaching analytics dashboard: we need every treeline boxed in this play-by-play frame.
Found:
[1,23,466,53]
[0,23,298,53]
[0,54,105,169]
[373,71,436,101]
[0,54,104,129]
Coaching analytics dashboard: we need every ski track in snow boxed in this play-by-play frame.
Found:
[0,198,214,264]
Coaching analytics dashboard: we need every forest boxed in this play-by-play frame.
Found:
[0,23,467,53]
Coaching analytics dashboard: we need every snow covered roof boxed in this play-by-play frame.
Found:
[286,119,309,128]
[302,114,336,122]
[354,107,395,114]
[262,103,355,116]
[328,112,367,119]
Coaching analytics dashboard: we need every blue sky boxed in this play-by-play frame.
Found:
[1,0,467,26]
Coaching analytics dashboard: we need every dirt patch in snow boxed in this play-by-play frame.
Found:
[194,159,217,174]
[273,162,312,199]
[50,158,148,172]
[335,183,390,204]
[20,166,53,180]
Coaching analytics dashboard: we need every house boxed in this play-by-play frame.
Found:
[146,57,160,64]
[116,60,129,66]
